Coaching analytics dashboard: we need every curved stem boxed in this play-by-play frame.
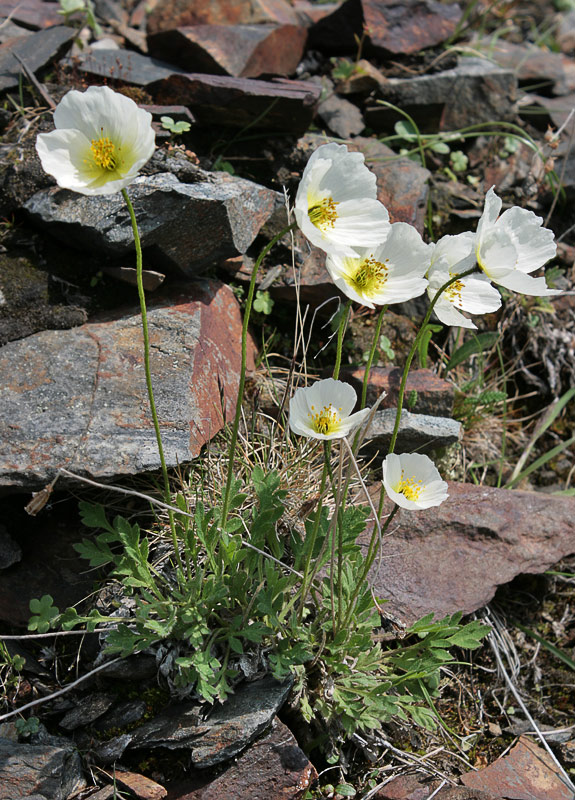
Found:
[122,189,182,570]
[333,299,352,380]
[361,304,388,409]
[220,221,296,531]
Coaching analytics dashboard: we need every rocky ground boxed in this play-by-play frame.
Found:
[1,0,575,798]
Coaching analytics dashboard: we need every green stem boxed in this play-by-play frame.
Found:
[333,299,352,380]
[122,189,182,571]
[361,304,387,409]
[297,448,330,621]
[220,221,296,531]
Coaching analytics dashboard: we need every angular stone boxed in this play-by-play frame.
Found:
[25,171,280,276]
[364,483,575,625]
[0,739,85,800]
[147,0,298,35]
[0,21,34,45]
[59,693,116,731]
[129,675,292,767]
[147,72,321,134]
[461,736,574,800]
[95,700,148,732]
[314,78,365,138]
[114,771,167,800]
[365,408,462,453]
[172,718,316,799]
[339,367,454,417]
[64,48,186,87]
[365,57,517,133]
[475,37,570,96]
[293,0,340,26]
[308,0,462,56]
[0,281,255,490]
[373,773,441,798]
[0,0,62,30]
[147,24,307,78]
[0,25,75,93]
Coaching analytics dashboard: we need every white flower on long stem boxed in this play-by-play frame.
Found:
[475,187,558,296]
[294,143,390,257]
[36,86,155,196]
[428,232,502,329]
[382,452,448,510]
[325,222,432,309]
[289,378,371,441]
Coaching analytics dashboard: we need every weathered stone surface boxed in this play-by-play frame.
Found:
[0,252,88,346]
[113,771,167,800]
[148,24,307,78]
[373,773,441,798]
[475,37,570,96]
[308,0,461,56]
[64,48,186,86]
[172,717,316,799]
[364,483,575,625]
[95,700,148,732]
[147,72,321,134]
[0,738,85,800]
[0,20,34,45]
[59,693,116,731]
[0,281,255,490]
[128,676,292,767]
[0,25,75,93]
[365,57,517,134]
[313,77,365,138]
[25,171,280,275]
[0,0,62,30]
[293,0,340,26]
[462,736,574,800]
[147,0,298,35]
[365,409,462,453]
[339,367,454,417]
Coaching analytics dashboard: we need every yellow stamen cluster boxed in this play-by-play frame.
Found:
[445,278,465,305]
[308,196,339,230]
[309,403,342,435]
[350,256,389,295]
[90,132,118,171]
[397,471,423,501]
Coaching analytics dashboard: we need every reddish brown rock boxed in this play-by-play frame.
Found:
[335,58,387,95]
[171,718,316,799]
[373,773,441,798]
[309,0,462,56]
[0,739,85,799]
[364,483,575,625]
[147,0,298,36]
[293,0,340,26]
[148,73,321,133]
[475,37,569,96]
[0,281,255,491]
[113,770,167,800]
[339,367,454,417]
[461,736,574,800]
[147,23,307,78]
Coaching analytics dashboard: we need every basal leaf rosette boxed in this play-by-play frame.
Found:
[289,378,372,441]
[326,222,432,309]
[36,86,155,196]
[382,453,448,510]
[294,143,390,257]
[476,187,558,296]
[428,232,502,329]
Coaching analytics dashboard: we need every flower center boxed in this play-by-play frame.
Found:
[350,256,389,295]
[397,471,423,502]
[91,132,118,171]
[308,196,339,230]
[309,404,341,435]
[445,278,464,305]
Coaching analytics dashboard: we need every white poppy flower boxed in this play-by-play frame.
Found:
[382,453,448,510]
[36,86,155,196]
[325,222,432,309]
[289,378,372,441]
[475,187,558,296]
[428,232,502,329]
[294,143,390,257]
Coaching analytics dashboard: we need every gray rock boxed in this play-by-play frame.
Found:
[365,409,462,453]
[59,692,116,731]
[129,675,292,767]
[0,525,21,569]
[0,280,256,490]
[62,48,186,86]
[95,700,148,732]
[24,171,281,277]
[0,739,85,800]
[366,57,517,133]
[0,26,75,93]
[316,90,365,138]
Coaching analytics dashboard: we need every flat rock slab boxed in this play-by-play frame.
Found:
[364,483,575,625]
[339,367,455,417]
[0,738,85,800]
[147,73,321,134]
[172,717,316,799]
[0,25,75,93]
[25,171,280,275]
[148,24,307,78]
[365,408,462,453]
[128,675,292,767]
[0,280,254,490]
[0,0,62,30]
[66,49,186,86]
[462,736,575,800]
[147,0,298,34]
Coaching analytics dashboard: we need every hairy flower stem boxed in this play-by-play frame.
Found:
[297,444,330,622]
[122,189,183,572]
[220,221,297,532]
[361,304,388,409]
[377,266,477,522]
[333,299,352,380]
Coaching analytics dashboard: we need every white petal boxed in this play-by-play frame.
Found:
[432,296,477,328]
[476,186,502,244]
[496,206,557,274]
[477,229,518,279]
[313,378,358,417]
[431,231,476,274]
[372,223,433,278]
[457,275,502,314]
[495,270,561,296]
